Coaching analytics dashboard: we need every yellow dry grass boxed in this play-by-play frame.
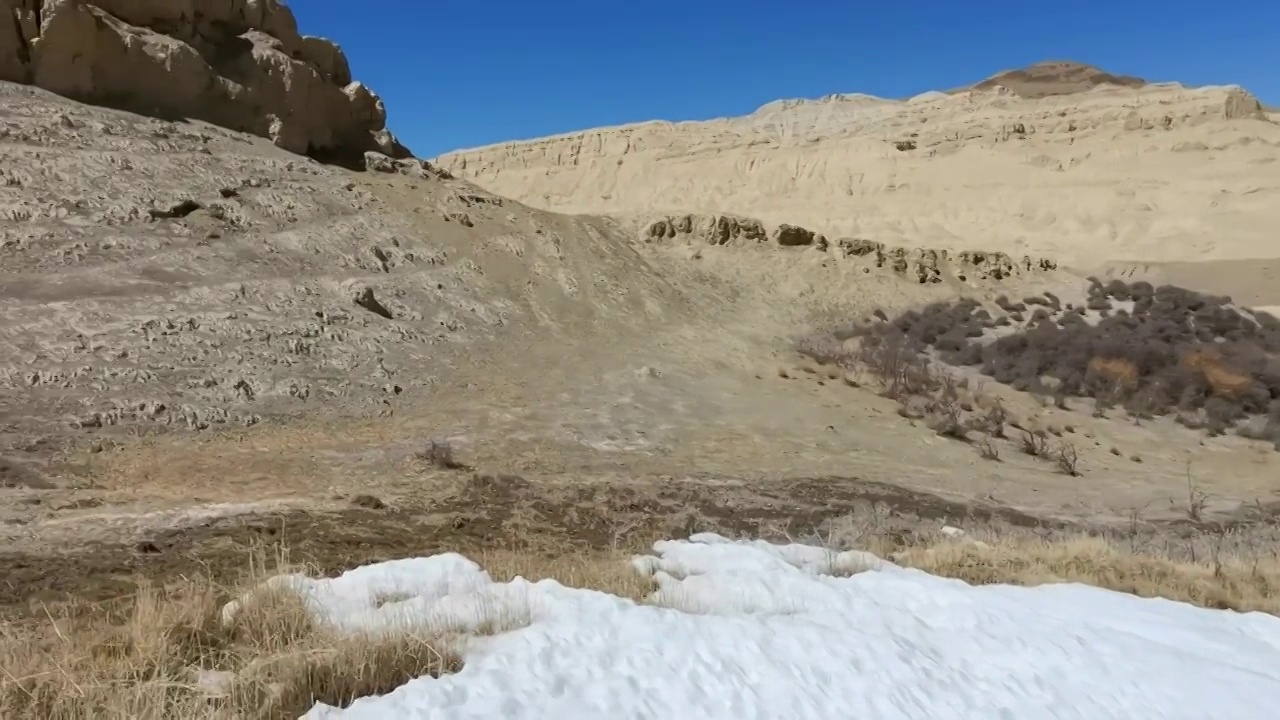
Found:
[3,527,1279,718]
[892,534,1280,614]
[0,549,458,720]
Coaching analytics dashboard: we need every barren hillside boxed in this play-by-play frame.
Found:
[1,15,1277,587]
[1,74,1276,581]
[5,10,1280,715]
[437,64,1280,268]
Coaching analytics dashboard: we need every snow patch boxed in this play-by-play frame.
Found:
[223,534,1280,719]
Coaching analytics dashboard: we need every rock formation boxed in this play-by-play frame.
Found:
[643,214,768,246]
[0,0,410,163]
[963,61,1147,99]
[643,214,1057,286]
[437,65,1277,266]
[832,239,1056,285]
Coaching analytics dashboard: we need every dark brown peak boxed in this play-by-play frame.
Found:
[968,61,1147,99]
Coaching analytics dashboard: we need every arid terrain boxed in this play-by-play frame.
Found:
[2,5,1280,716]
[437,63,1280,270]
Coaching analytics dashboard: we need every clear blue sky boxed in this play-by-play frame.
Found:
[292,1,1280,159]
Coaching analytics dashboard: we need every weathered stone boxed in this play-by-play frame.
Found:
[2,0,411,163]
[772,223,817,246]
[643,214,768,246]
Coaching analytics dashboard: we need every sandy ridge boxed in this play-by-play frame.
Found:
[436,81,1279,268]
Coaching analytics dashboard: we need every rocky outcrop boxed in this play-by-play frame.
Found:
[833,239,1057,284]
[644,213,1058,285]
[772,223,824,247]
[1222,88,1268,121]
[644,214,768,246]
[643,214,837,249]
[364,152,453,180]
[0,0,410,163]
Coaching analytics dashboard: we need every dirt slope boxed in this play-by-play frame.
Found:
[3,54,1280,613]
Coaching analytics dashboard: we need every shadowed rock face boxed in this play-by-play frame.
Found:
[0,0,410,165]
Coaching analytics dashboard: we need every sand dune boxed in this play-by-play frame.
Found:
[437,76,1280,270]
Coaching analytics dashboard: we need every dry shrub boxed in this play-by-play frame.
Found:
[1183,348,1252,398]
[1018,428,1051,457]
[975,398,1008,438]
[923,376,972,440]
[976,436,1001,461]
[416,439,469,471]
[1088,356,1139,387]
[925,401,968,440]
[851,332,938,399]
[808,280,1280,445]
[1054,442,1081,476]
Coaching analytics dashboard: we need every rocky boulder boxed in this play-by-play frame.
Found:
[772,223,823,247]
[0,0,411,163]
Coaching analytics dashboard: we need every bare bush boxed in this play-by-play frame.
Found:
[1019,428,1051,457]
[977,399,1008,438]
[1054,443,1081,476]
[924,374,972,440]
[851,332,940,399]
[977,436,1002,461]
[925,399,969,440]
[417,439,469,471]
[1185,464,1209,522]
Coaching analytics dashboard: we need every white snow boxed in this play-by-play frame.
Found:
[224,533,1280,719]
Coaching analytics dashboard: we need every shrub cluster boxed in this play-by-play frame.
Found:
[803,279,1280,447]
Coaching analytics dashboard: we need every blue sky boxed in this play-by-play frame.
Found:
[293,1,1280,159]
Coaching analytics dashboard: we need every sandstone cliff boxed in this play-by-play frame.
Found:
[436,65,1278,267]
[1,0,409,163]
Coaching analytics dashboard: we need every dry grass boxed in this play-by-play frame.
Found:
[4,522,1280,718]
[793,508,1280,615]
[892,533,1280,614]
[0,548,460,719]
[479,548,656,602]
